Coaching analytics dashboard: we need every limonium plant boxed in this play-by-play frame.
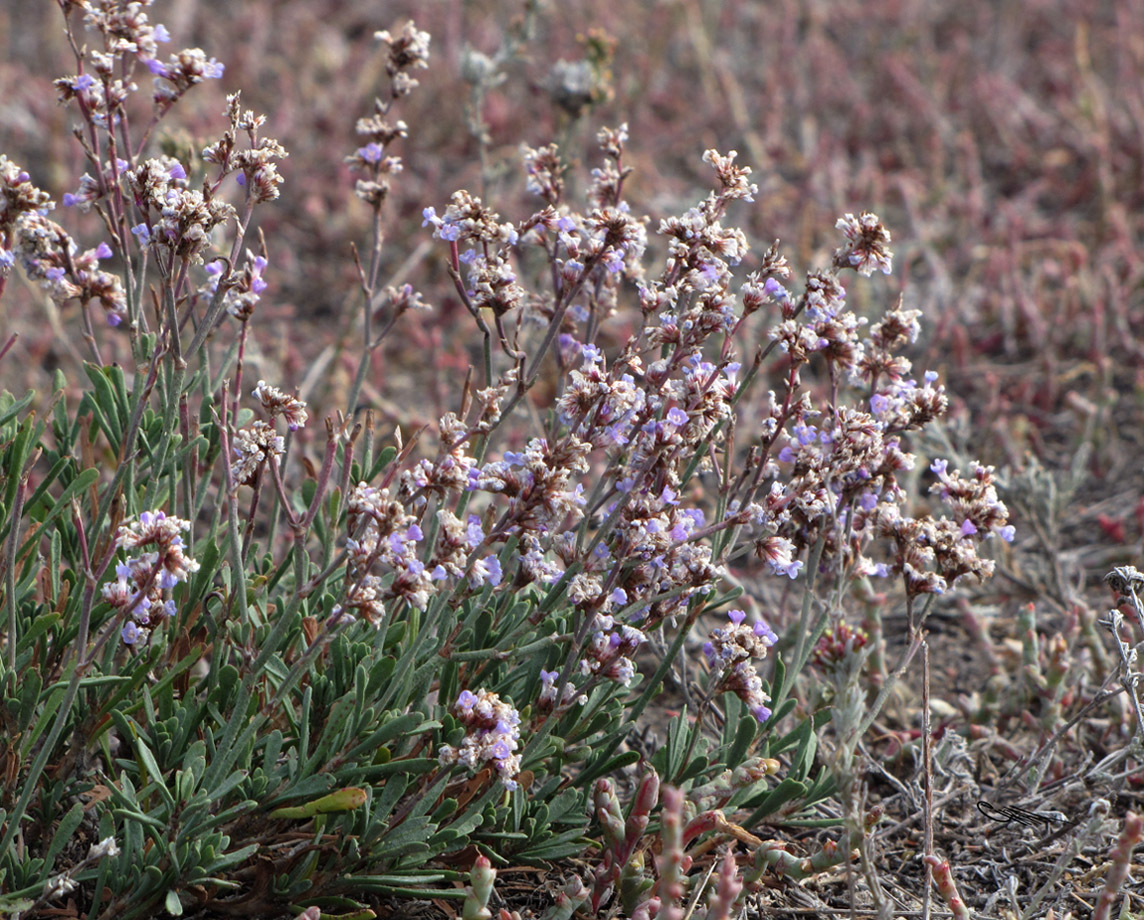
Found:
[0,3,1022,919]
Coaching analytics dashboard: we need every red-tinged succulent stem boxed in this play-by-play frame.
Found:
[923,854,972,920]
[1093,811,1143,920]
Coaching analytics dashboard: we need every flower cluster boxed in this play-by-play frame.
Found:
[537,669,586,711]
[466,436,589,535]
[1,155,53,238]
[77,1,170,62]
[205,248,269,321]
[833,211,894,276]
[252,380,308,431]
[347,66,410,207]
[149,47,225,104]
[580,616,647,687]
[230,421,284,487]
[341,483,431,617]
[423,190,519,248]
[346,23,423,209]
[53,60,134,131]
[811,621,870,672]
[202,93,289,206]
[928,459,1014,542]
[438,689,523,790]
[230,380,308,485]
[101,510,198,645]
[3,156,126,320]
[54,1,223,126]
[704,610,777,723]
[374,21,431,97]
[128,157,235,262]
[7,213,127,324]
[466,252,526,316]
[369,139,1005,760]
[870,458,1013,597]
[522,143,566,205]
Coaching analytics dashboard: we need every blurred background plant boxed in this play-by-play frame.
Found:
[2,1,1143,919]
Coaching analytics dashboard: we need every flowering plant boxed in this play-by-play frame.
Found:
[0,3,1057,920]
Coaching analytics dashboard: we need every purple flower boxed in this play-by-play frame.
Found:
[751,704,772,723]
[793,424,817,446]
[455,516,480,549]
[753,619,778,644]
[73,73,96,91]
[960,519,978,537]
[763,277,788,299]
[777,559,803,579]
[456,690,477,710]
[147,58,169,77]
[728,609,746,624]
[358,142,384,163]
[153,24,171,42]
[246,256,268,293]
[471,555,502,587]
[95,242,113,260]
[998,525,1016,543]
[121,621,141,644]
